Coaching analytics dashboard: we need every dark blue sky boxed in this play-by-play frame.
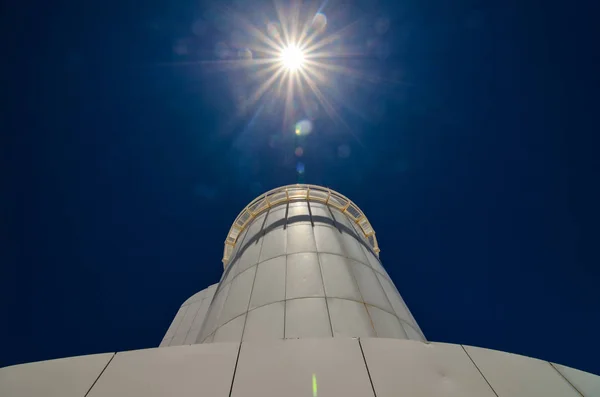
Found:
[2,0,599,374]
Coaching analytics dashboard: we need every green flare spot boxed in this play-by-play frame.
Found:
[312,373,318,397]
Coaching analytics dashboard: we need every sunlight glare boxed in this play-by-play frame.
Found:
[280,45,305,71]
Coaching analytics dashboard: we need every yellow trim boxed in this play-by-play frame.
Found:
[222,184,380,266]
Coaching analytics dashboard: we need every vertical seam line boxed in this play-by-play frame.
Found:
[168,304,190,344]
[237,215,266,343]
[182,298,204,344]
[283,254,288,338]
[315,242,335,338]
[347,255,377,338]
[83,353,116,397]
[358,339,378,397]
[210,210,268,342]
[548,362,585,397]
[228,342,243,397]
[460,345,500,397]
[372,267,425,341]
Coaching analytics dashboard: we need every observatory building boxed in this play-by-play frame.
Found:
[1,184,598,397]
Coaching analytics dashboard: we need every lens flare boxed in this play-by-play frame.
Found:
[185,3,384,137]
[295,119,313,136]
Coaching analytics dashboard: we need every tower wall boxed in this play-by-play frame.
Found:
[196,197,424,344]
[160,284,218,347]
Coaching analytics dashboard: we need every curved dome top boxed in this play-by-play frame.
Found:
[222,184,379,266]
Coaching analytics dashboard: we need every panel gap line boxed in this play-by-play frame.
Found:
[83,353,116,397]
[228,342,243,397]
[460,345,500,397]
[548,362,584,397]
[358,338,378,397]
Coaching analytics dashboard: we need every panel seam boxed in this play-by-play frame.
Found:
[315,246,335,337]
[207,212,267,342]
[182,298,205,344]
[548,362,585,397]
[307,199,315,227]
[460,345,500,397]
[228,342,243,397]
[388,278,425,340]
[83,353,116,397]
[358,338,378,397]
[168,304,190,344]
[372,266,425,341]
[283,254,288,338]
[199,218,258,342]
[222,250,391,289]
[346,252,377,337]
[211,296,408,333]
[237,216,266,343]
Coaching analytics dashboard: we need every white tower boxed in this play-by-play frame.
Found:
[162,184,423,346]
[2,184,598,397]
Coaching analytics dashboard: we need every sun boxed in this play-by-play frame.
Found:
[193,5,373,129]
[280,45,305,71]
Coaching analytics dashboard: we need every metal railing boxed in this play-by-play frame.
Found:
[223,184,379,266]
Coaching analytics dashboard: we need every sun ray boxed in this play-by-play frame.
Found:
[288,1,303,45]
[298,29,320,52]
[284,70,296,124]
[232,13,285,53]
[300,64,329,85]
[191,1,383,149]
[275,71,286,97]
[306,59,412,86]
[307,67,367,120]
[301,17,365,54]
[295,19,314,49]
[247,44,284,58]
[152,57,279,70]
[299,68,340,124]
[253,61,285,80]
[304,59,366,80]
[274,1,293,46]
[294,71,311,118]
[301,67,366,147]
[245,68,286,109]
[305,48,366,59]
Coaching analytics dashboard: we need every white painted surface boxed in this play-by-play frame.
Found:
[0,353,114,397]
[464,345,582,397]
[2,340,598,397]
[232,338,375,397]
[162,283,218,347]
[553,363,600,396]
[86,344,237,397]
[362,339,497,397]
[176,199,423,344]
